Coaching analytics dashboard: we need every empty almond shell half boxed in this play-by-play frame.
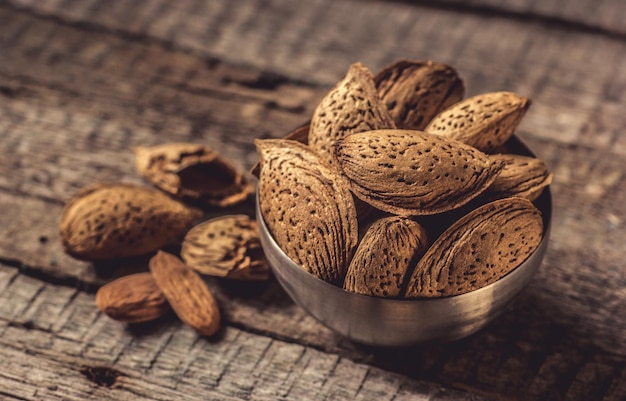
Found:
[134,143,254,207]
[181,214,270,280]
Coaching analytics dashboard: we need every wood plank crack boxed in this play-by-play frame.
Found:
[372,0,626,41]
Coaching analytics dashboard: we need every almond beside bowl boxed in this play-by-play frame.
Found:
[256,137,552,347]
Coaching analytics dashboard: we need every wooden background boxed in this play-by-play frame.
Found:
[0,0,625,400]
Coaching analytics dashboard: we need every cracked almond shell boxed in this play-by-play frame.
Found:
[309,62,395,166]
[181,214,270,280]
[374,59,465,130]
[425,91,531,152]
[255,139,358,284]
[332,129,505,216]
[404,197,543,298]
[134,143,253,207]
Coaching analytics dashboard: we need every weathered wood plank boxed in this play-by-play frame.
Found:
[1,0,625,157]
[1,1,625,337]
[0,1,625,401]
[1,184,625,401]
[9,0,626,37]
[0,264,486,401]
[2,0,625,99]
[0,5,624,216]
[399,0,626,37]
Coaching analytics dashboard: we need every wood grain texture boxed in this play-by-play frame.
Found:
[0,264,484,401]
[0,0,625,400]
[402,0,626,38]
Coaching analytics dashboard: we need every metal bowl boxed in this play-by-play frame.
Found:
[256,137,552,347]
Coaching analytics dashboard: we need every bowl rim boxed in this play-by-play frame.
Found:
[255,135,553,304]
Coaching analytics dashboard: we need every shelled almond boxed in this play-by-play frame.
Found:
[95,273,170,323]
[149,251,221,336]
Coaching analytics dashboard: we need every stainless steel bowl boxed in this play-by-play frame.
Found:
[256,138,552,347]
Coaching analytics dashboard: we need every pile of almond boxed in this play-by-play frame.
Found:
[60,58,552,337]
[255,60,552,298]
[60,143,269,335]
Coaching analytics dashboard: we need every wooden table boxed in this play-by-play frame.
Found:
[1,1,625,400]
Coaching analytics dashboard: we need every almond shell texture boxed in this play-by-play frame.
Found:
[404,197,543,298]
[374,59,465,130]
[181,214,270,280]
[250,122,310,178]
[255,139,358,284]
[344,216,429,298]
[309,62,395,166]
[425,91,531,152]
[59,183,202,260]
[134,143,253,207]
[332,129,505,216]
[485,154,553,202]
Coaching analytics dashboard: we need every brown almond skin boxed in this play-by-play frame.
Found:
[149,251,221,336]
[181,214,270,280]
[309,62,395,166]
[485,154,553,201]
[425,91,531,152]
[255,139,358,284]
[344,216,429,298]
[332,129,504,216]
[96,273,170,323]
[404,197,543,298]
[134,143,253,207]
[59,183,202,261]
[374,59,465,130]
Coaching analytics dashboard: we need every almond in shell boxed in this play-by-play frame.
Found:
[255,139,358,284]
[484,154,553,202]
[374,59,465,130]
[181,214,270,280]
[309,62,395,166]
[425,91,531,152]
[59,183,202,260]
[134,143,253,207]
[149,251,221,336]
[332,129,504,216]
[344,216,429,297]
[404,197,543,298]
[95,272,170,323]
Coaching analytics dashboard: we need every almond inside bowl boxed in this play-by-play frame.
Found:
[255,136,552,347]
